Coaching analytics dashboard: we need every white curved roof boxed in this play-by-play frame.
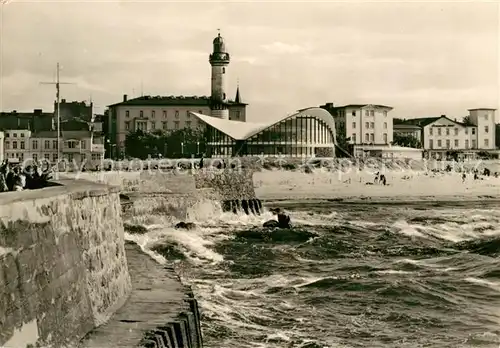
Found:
[189,107,336,143]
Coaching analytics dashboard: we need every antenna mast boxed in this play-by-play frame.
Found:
[40,63,76,175]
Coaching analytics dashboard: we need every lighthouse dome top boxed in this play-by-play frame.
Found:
[212,32,226,53]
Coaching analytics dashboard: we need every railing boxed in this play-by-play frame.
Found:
[91,144,105,152]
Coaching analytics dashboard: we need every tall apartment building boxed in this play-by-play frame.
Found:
[320,103,394,156]
[106,32,247,157]
[396,108,497,159]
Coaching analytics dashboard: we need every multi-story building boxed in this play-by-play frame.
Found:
[2,119,105,168]
[320,103,394,156]
[393,124,422,144]
[396,108,497,159]
[106,32,247,157]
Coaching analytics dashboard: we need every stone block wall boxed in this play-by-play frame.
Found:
[194,168,256,200]
[0,181,131,347]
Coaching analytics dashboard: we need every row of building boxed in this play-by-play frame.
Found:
[1,32,497,163]
[0,100,105,167]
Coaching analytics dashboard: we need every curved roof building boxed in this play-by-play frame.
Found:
[189,107,337,157]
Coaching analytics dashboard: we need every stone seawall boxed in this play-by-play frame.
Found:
[0,180,131,347]
[64,168,259,218]
[81,242,203,348]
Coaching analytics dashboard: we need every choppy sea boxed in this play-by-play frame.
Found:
[124,198,500,348]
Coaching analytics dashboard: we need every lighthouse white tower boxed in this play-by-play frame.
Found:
[209,31,230,119]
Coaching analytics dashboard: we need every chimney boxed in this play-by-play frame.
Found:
[33,109,42,115]
[123,94,128,102]
[61,99,66,103]
[12,110,17,114]
[441,114,446,118]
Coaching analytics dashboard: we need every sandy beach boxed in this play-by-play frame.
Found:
[254,161,500,202]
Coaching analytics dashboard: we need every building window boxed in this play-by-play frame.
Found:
[222,67,225,74]
[163,110,167,118]
[68,141,76,149]
[174,121,180,129]
[383,111,387,117]
[485,126,489,133]
[352,122,356,129]
[454,128,458,135]
[32,140,38,149]
[383,122,387,129]
[151,122,156,129]
[81,140,86,149]
[67,154,73,162]
[125,121,130,130]
[12,141,17,149]
[352,111,356,116]
[44,140,50,149]
[20,133,24,138]
[437,139,442,147]
[446,128,450,136]
[454,139,459,147]
[485,114,489,120]
[472,139,476,148]
[485,139,489,147]
[151,110,155,118]
[5,142,9,149]
[370,122,374,129]
[352,134,356,143]
[370,134,374,142]
[126,110,130,117]
[429,139,433,149]
[52,140,58,149]
[365,122,369,129]
[383,133,388,143]
[162,121,167,130]
[53,154,58,162]
[175,111,179,118]
[140,110,144,118]
[20,141,25,149]
[44,154,50,160]
[438,128,442,136]
[13,133,17,138]
[235,111,241,119]
[370,110,374,116]
[465,140,469,149]
[472,128,476,135]
[32,154,38,161]
[365,110,369,116]
[365,133,369,142]
[186,121,192,128]
[429,127,433,135]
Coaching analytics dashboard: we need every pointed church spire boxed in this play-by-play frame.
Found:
[235,79,241,103]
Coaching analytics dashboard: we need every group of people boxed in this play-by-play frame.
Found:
[0,160,52,192]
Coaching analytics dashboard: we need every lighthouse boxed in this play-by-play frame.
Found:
[209,31,230,119]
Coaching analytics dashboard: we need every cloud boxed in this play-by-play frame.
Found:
[261,42,306,54]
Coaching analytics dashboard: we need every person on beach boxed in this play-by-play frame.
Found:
[462,173,466,183]
[0,161,9,192]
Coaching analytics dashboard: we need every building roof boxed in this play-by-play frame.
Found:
[400,115,474,128]
[335,104,393,110]
[468,108,497,111]
[108,95,247,107]
[393,124,422,130]
[189,107,337,142]
[360,145,423,152]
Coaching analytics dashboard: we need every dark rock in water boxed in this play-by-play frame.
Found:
[175,222,196,230]
[263,220,280,228]
[151,243,186,260]
[124,223,148,234]
[237,228,317,243]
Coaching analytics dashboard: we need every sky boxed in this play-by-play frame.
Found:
[0,1,498,123]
